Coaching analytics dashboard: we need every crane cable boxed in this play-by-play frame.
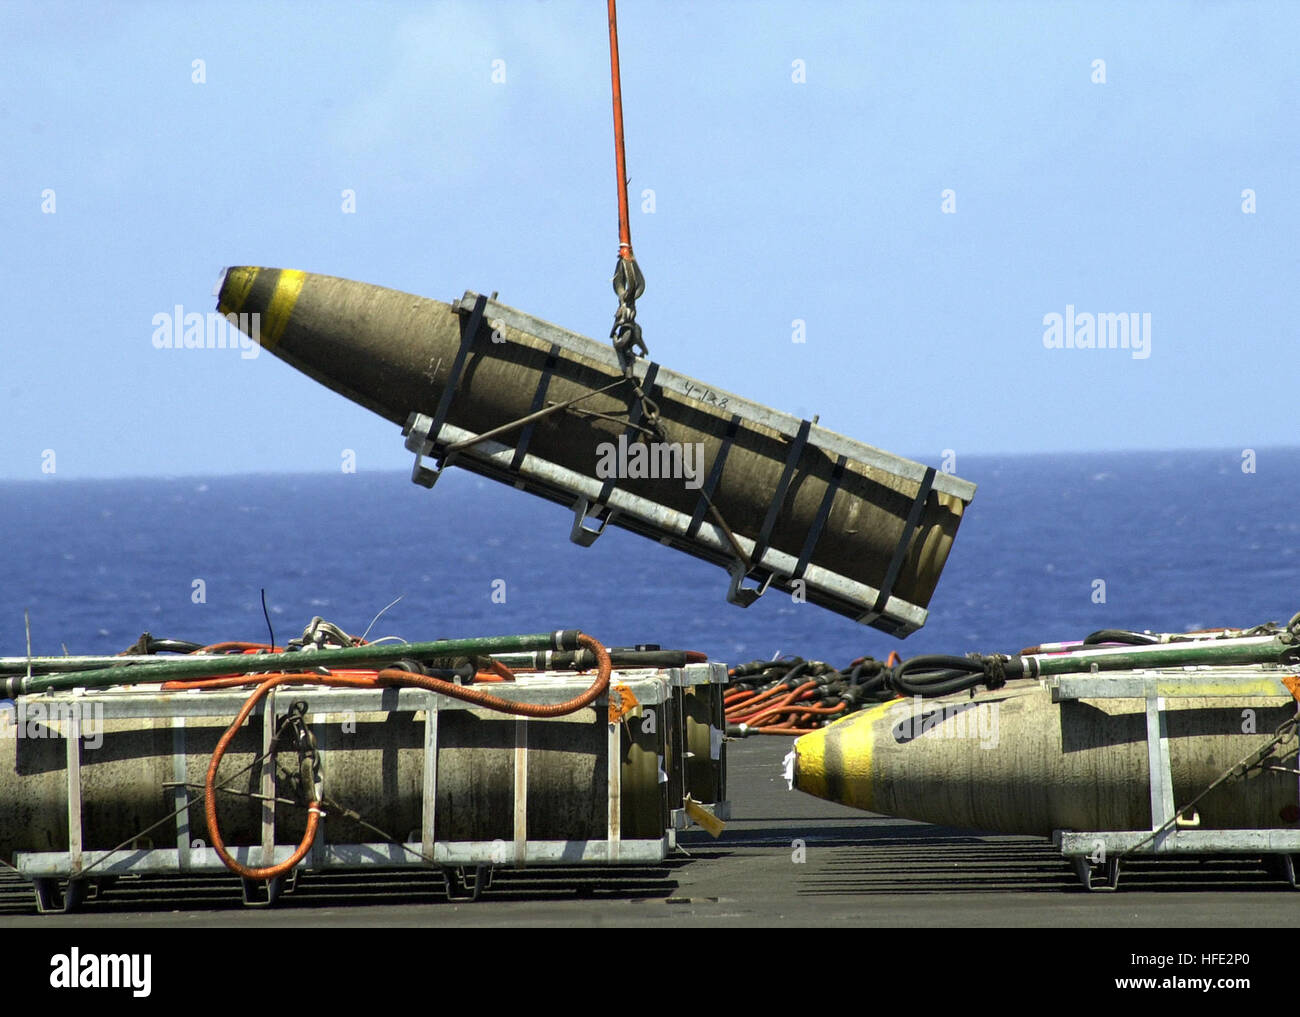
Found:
[601,0,763,573]
[607,0,647,363]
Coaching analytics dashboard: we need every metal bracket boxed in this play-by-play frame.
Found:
[240,875,283,908]
[686,414,740,539]
[793,454,846,581]
[749,418,812,570]
[719,419,812,608]
[857,466,935,627]
[570,495,617,547]
[403,293,490,488]
[422,693,438,863]
[404,411,444,488]
[1070,854,1121,892]
[1145,692,1175,848]
[32,877,86,915]
[510,344,560,471]
[442,865,491,902]
[725,560,776,608]
[1269,853,1300,889]
[594,362,661,508]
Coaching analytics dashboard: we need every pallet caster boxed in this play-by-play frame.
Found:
[240,876,284,907]
[1071,855,1121,891]
[1268,853,1300,889]
[86,876,115,899]
[442,865,492,902]
[33,878,87,914]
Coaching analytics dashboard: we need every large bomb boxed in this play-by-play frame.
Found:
[216,268,975,635]
[792,681,1299,836]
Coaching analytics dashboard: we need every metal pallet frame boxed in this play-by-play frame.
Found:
[1049,668,1300,891]
[398,292,976,636]
[668,674,731,832]
[14,663,729,912]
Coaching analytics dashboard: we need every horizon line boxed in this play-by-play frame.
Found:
[0,443,1294,485]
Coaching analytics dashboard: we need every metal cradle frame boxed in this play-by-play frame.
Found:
[12,662,729,913]
[399,292,976,637]
[1049,667,1300,891]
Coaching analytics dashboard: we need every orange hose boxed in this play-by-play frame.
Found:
[737,695,846,729]
[726,681,795,716]
[197,642,282,654]
[165,665,514,691]
[728,654,900,734]
[750,702,846,719]
[202,635,611,882]
[164,668,380,690]
[371,641,608,718]
[482,657,517,682]
[203,671,342,881]
[729,681,816,723]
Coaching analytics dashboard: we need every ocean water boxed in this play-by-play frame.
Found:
[1,448,1297,668]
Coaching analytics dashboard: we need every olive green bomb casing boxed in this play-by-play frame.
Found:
[217,267,976,635]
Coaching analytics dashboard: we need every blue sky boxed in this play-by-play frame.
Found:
[2,0,1296,480]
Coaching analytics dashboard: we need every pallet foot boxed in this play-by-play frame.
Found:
[442,865,491,902]
[240,876,283,907]
[1268,853,1300,889]
[33,878,87,914]
[1070,854,1121,892]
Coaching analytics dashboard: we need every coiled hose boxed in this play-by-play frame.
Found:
[190,633,611,882]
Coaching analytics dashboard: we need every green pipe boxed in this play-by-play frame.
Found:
[0,654,244,675]
[3,630,581,697]
[1026,636,1289,677]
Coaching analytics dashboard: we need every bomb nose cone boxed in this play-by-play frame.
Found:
[215,266,306,351]
[792,707,883,813]
[215,266,257,320]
